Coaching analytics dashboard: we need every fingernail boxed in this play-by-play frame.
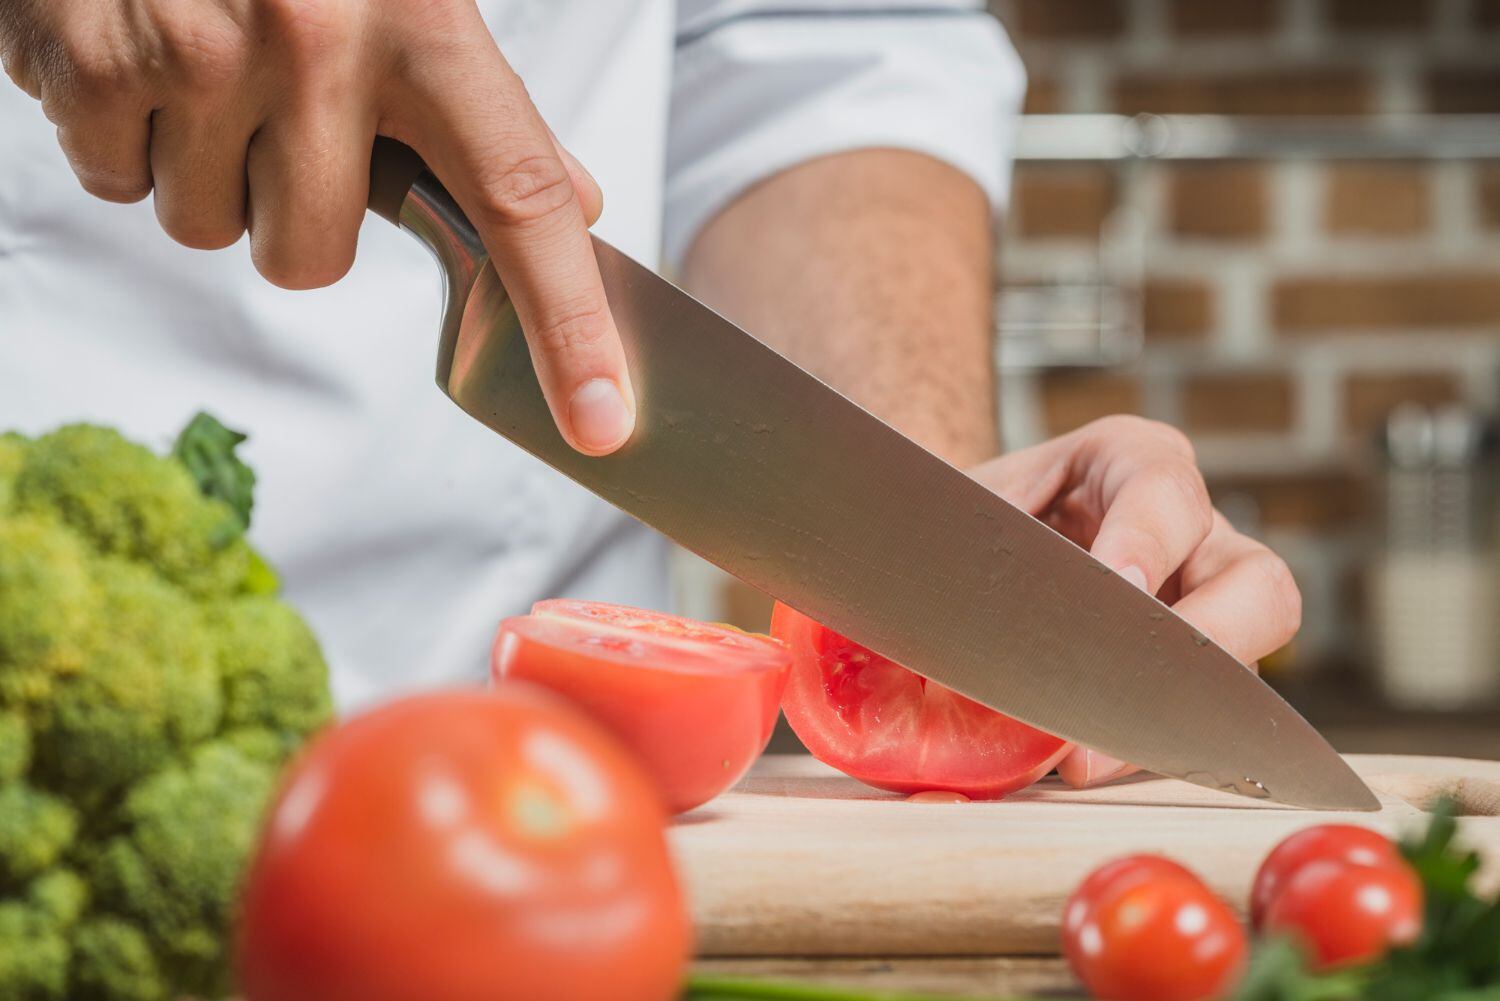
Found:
[1081,749,1130,788]
[1118,565,1149,591]
[568,379,634,453]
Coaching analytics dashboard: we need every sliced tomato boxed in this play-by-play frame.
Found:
[492,600,790,814]
[771,602,1071,799]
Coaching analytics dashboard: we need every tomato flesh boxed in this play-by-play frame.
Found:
[237,687,691,1001]
[771,602,1071,798]
[1250,824,1404,929]
[1063,855,1247,1001]
[1261,858,1423,970]
[493,600,790,814]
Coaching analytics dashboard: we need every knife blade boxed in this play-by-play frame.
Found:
[369,140,1378,812]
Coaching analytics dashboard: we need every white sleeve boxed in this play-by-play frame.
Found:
[663,0,1026,269]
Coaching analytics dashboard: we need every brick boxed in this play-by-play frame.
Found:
[1274,274,1500,332]
[1115,70,1372,115]
[1143,279,1214,340]
[1428,69,1500,113]
[1010,164,1117,238]
[1344,372,1462,437]
[1168,0,1280,36]
[1324,165,1430,236]
[1013,0,1126,39]
[1181,372,1295,433]
[1167,165,1268,240]
[1024,76,1064,114]
[1480,166,1500,229]
[1038,371,1142,436]
[1327,0,1433,31]
[1206,473,1364,530]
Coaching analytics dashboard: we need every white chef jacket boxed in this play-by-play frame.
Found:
[0,0,1024,711]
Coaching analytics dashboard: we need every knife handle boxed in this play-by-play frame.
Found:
[368,138,428,225]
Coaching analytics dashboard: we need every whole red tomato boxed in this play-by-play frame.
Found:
[1260,859,1423,970]
[494,600,790,814]
[1063,855,1247,1001]
[236,687,692,1001]
[1250,824,1404,928]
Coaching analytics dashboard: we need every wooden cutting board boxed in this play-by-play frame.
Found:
[671,753,1500,958]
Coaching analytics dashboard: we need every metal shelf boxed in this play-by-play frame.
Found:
[1015,113,1500,162]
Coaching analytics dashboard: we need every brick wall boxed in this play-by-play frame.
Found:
[994,0,1500,677]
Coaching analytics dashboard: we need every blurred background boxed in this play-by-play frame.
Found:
[678,0,1500,758]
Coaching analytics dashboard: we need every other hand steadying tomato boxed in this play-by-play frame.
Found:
[1063,854,1247,1001]
[969,417,1303,788]
[237,687,691,1001]
[772,603,1071,799]
[493,600,790,814]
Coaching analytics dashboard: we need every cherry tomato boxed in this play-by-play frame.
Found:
[771,602,1070,798]
[237,687,692,1001]
[1250,824,1404,928]
[493,600,790,814]
[1261,859,1423,970]
[1063,856,1247,1001]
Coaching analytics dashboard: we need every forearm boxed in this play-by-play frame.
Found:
[679,149,999,467]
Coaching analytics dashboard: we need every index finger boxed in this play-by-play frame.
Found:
[397,29,634,456]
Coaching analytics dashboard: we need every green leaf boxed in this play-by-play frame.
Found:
[172,412,256,532]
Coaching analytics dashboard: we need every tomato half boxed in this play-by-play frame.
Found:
[1063,855,1247,1001]
[236,688,691,1001]
[1250,824,1404,929]
[771,603,1071,798]
[1261,859,1423,970]
[493,600,790,814]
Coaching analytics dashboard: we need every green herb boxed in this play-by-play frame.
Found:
[172,411,256,531]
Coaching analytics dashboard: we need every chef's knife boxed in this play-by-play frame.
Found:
[369,140,1378,812]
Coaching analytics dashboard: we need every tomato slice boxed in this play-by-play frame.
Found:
[771,602,1071,798]
[492,600,790,814]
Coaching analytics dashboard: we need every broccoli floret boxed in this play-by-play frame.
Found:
[35,559,222,794]
[0,514,96,702]
[92,743,276,998]
[0,712,29,784]
[0,414,332,999]
[71,919,167,1001]
[0,901,70,1000]
[14,425,247,597]
[0,784,77,886]
[217,595,332,743]
[27,869,88,929]
[0,432,26,512]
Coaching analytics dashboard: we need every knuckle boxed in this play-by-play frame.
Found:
[262,0,355,65]
[168,220,243,251]
[78,170,152,204]
[61,37,136,98]
[160,15,246,89]
[1252,550,1302,638]
[475,153,577,228]
[534,299,612,357]
[1165,462,1214,536]
[251,236,353,290]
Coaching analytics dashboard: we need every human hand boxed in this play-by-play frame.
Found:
[0,0,634,454]
[970,416,1302,788]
